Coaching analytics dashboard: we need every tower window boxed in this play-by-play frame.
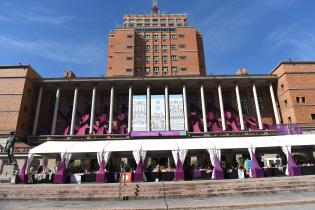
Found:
[153,34,159,39]
[162,56,168,61]
[162,34,167,40]
[154,67,159,72]
[145,35,150,39]
[172,67,177,72]
[154,45,159,50]
[145,56,150,61]
[154,56,159,61]
[145,45,150,50]
[163,67,168,72]
[296,97,300,103]
[171,55,177,61]
[302,97,306,103]
[136,67,141,72]
[311,114,315,120]
[284,100,288,107]
[145,67,150,72]
[170,34,176,39]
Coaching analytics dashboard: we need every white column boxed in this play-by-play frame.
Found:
[108,86,115,134]
[200,85,208,132]
[32,87,43,135]
[182,84,189,132]
[165,85,170,131]
[70,87,79,135]
[128,85,133,133]
[218,84,226,131]
[235,84,245,130]
[89,87,96,134]
[146,85,151,131]
[51,88,60,135]
[252,83,263,130]
[269,83,280,125]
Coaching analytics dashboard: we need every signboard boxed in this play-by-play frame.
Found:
[169,94,185,130]
[132,95,147,131]
[150,95,166,131]
[131,131,186,138]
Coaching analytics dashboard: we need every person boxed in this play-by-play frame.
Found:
[5,131,17,165]
[244,158,252,178]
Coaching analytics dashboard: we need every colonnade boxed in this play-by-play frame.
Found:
[32,82,281,136]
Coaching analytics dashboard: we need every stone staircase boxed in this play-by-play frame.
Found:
[1,175,315,201]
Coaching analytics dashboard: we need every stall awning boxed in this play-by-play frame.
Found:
[29,141,79,154]
[28,135,315,155]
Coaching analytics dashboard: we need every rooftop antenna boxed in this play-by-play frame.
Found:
[152,0,160,14]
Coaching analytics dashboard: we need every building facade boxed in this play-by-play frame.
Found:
[106,11,206,77]
[0,2,314,177]
[272,61,315,132]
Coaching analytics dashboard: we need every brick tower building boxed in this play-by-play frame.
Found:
[106,1,206,77]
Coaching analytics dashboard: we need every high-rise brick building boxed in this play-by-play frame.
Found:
[106,3,206,77]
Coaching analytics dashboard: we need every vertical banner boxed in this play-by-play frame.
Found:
[132,95,147,131]
[169,94,185,130]
[151,95,166,131]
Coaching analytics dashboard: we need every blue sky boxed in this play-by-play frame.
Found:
[0,0,314,77]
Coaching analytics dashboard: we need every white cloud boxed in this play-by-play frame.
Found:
[266,26,315,59]
[0,35,103,64]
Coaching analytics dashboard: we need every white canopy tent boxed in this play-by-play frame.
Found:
[28,135,315,156]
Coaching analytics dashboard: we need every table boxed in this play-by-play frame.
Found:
[145,172,175,182]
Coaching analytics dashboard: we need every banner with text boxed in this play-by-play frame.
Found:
[132,95,147,131]
[151,95,166,131]
[169,94,185,130]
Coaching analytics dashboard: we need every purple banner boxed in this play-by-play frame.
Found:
[131,131,186,138]
[276,124,302,135]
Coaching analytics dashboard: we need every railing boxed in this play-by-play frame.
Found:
[188,130,277,137]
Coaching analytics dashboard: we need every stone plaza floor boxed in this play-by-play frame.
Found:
[1,191,315,210]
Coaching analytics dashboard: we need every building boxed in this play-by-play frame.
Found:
[272,61,315,133]
[0,1,314,181]
[106,2,206,77]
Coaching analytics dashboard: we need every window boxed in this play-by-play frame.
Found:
[145,56,150,61]
[170,45,176,49]
[179,34,185,38]
[145,35,150,39]
[145,19,150,22]
[168,23,174,27]
[172,66,177,72]
[145,45,150,50]
[153,19,158,22]
[163,67,168,72]
[180,67,187,71]
[311,114,315,120]
[171,55,177,61]
[284,100,288,107]
[162,34,167,40]
[154,56,159,61]
[168,19,174,22]
[126,56,133,60]
[145,23,151,27]
[145,67,150,72]
[129,23,134,27]
[288,117,292,123]
[162,56,168,61]
[179,56,187,60]
[154,45,159,50]
[127,34,133,38]
[170,34,176,39]
[296,97,300,103]
[153,34,159,39]
[127,45,133,49]
[136,67,141,72]
[162,45,167,50]
[302,97,306,103]
[178,44,186,48]
[154,67,159,72]
[136,56,141,61]
[126,68,132,72]
[281,84,284,91]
